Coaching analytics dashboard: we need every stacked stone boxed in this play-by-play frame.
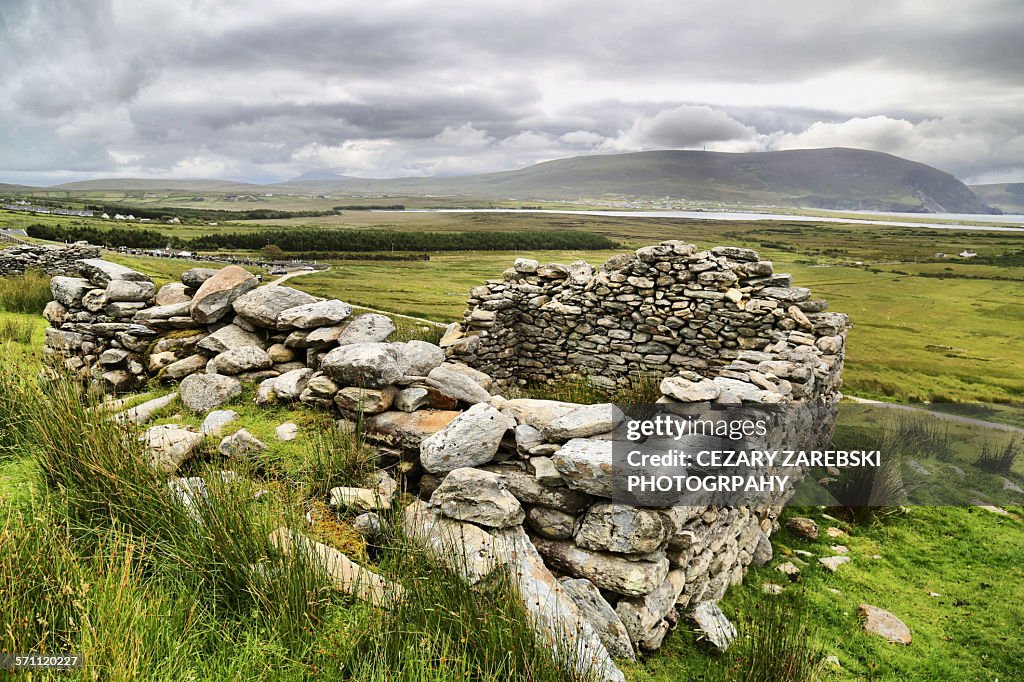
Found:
[44,259,161,391]
[0,242,100,276]
[446,241,849,407]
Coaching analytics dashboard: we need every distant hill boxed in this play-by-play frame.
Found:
[276,148,996,214]
[0,183,31,192]
[288,170,353,182]
[4,148,999,214]
[969,183,1024,214]
[49,178,262,192]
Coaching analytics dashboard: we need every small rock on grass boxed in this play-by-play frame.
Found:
[275,422,299,441]
[818,555,851,572]
[859,604,912,645]
[786,516,819,540]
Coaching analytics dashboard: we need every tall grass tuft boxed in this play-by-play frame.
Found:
[0,316,37,345]
[334,522,574,682]
[719,592,825,682]
[0,362,38,458]
[516,370,663,405]
[975,438,1021,474]
[25,371,335,646]
[0,270,53,314]
[301,417,379,499]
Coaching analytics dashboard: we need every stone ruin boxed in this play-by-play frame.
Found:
[36,241,849,682]
[0,242,100,277]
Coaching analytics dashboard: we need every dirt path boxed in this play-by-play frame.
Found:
[844,395,1024,436]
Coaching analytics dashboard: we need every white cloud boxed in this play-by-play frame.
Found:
[601,105,757,152]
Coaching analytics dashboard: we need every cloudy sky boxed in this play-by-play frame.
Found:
[2,0,1023,185]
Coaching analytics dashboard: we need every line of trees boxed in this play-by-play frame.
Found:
[26,223,620,253]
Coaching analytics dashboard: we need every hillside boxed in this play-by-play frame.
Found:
[969,183,1024,214]
[274,148,996,214]
[50,178,262,192]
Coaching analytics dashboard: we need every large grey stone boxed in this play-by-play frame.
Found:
[691,601,737,652]
[200,409,239,436]
[420,403,513,473]
[190,266,259,324]
[552,438,615,498]
[320,342,403,388]
[274,368,314,400]
[276,299,353,329]
[206,347,273,375]
[335,386,396,414]
[154,282,191,306]
[105,279,156,302]
[576,503,672,554]
[180,267,219,288]
[141,424,203,474]
[393,340,445,377]
[197,324,265,354]
[115,392,177,425]
[430,467,525,528]
[50,276,92,307]
[179,373,242,412]
[78,259,150,286]
[482,464,593,514]
[134,301,193,321]
[336,313,396,344]
[525,506,578,539]
[615,569,686,651]
[542,403,623,442]
[160,354,209,381]
[530,537,670,597]
[425,364,491,405]
[560,577,636,661]
[219,428,266,457]
[660,376,720,402]
[232,285,317,328]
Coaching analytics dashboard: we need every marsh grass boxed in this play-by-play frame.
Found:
[975,438,1021,474]
[0,270,53,314]
[0,316,36,344]
[719,592,825,682]
[515,370,662,405]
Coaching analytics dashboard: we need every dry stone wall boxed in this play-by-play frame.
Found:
[0,242,100,277]
[445,241,849,408]
[35,245,849,677]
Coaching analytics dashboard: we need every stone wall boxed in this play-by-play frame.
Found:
[446,241,849,407]
[35,247,849,675]
[0,242,101,277]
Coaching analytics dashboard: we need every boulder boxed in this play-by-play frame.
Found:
[859,604,912,645]
[542,403,623,442]
[329,486,392,512]
[430,467,525,528]
[525,506,578,539]
[266,343,295,363]
[483,464,592,514]
[393,340,445,377]
[819,555,851,572]
[115,392,177,426]
[50,276,92,307]
[197,324,265,355]
[135,301,194,321]
[276,299,353,329]
[206,347,273,375]
[180,267,219,289]
[154,282,192,306]
[394,387,430,412]
[161,354,209,381]
[190,266,259,324]
[219,428,266,457]
[786,517,819,541]
[560,577,636,660]
[403,500,499,585]
[425,364,491,404]
[530,536,670,597]
[576,503,672,554]
[78,259,150,285]
[660,376,720,402]
[498,398,578,431]
[274,368,314,400]
[335,386,396,414]
[232,285,317,328]
[179,373,242,412]
[420,403,513,473]
[320,342,403,388]
[200,409,239,436]
[363,409,461,450]
[616,569,686,650]
[352,512,383,540]
[275,422,299,441]
[336,313,395,344]
[552,438,615,497]
[105,279,156,303]
[141,424,203,474]
[691,601,737,652]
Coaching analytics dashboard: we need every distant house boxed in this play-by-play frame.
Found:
[959,250,978,258]
[934,252,948,259]
[101,213,110,219]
